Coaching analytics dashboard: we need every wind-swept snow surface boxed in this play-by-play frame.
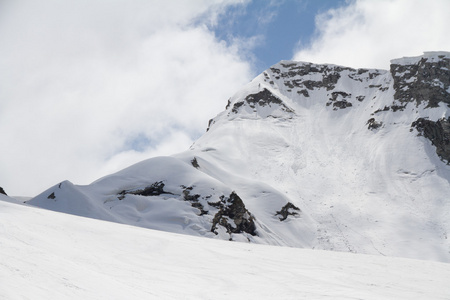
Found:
[1,199,450,299]
[28,52,450,262]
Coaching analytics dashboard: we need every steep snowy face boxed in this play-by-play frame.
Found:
[195,52,450,261]
[28,52,450,262]
[391,52,450,162]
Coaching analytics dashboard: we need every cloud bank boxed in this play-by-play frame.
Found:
[3,0,449,196]
[0,0,252,196]
[293,0,450,69]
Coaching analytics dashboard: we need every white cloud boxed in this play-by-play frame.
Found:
[293,0,450,69]
[0,0,253,196]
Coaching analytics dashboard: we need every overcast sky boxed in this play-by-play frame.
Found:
[1,0,450,196]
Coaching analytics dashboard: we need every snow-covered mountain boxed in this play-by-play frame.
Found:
[28,51,450,262]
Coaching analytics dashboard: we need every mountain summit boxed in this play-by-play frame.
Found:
[28,52,450,262]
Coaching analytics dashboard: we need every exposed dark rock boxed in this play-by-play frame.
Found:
[372,104,406,114]
[0,187,7,195]
[327,91,353,109]
[244,89,285,108]
[412,117,450,162]
[181,186,208,215]
[373,106,391,114]
[270,63,347,91]
[356,95,365,102]
[225,98,231,109]
[207,200,222,208]
[367,118,383,130]
[206,118,215,131]
[332,91,351,98]
[369,71,383,79]
[270,67,281,75]
[391,56,450,107]
[333,101,352,109]
[284,81,294,89]
[348,74,363,82]
[391,104,406,112]
[181,186,200,202]
[231,101,245,113]
[47,192,56,199]
[280,62,297,68]
[297,89,309,97]
[191,157,200,169]
[330,91,351,100]
[191,202,208,215]
[276,202,301,221]
[347,69,383,82]
[231,88,294,115]
[118,181,172,199]
[211,192,256,236]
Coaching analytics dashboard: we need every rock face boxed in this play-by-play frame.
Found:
[391,53,450,107]
[367,118,383,130]
[230,88,295,119]
[276,202,301,221]
[388,52,450,161]
[412,117,450,162]
[210,192,256,237]
[118,181,170,199]
[270,62,346,91]
[0,187,6,196]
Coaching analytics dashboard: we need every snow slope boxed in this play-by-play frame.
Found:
[28,52,450,262]
[2,199,450,299]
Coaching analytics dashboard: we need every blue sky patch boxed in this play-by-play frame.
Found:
[212,0,348,73]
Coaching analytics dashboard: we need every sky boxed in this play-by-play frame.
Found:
[1,0,450,196]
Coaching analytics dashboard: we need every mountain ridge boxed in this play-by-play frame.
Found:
[27,51,450,262]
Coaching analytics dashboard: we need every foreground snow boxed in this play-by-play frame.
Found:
[1,199,449,299]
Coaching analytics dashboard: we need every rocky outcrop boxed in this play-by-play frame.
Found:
[412,117,450,162]
[231,88,294,115]
[391,55,450,107]
[0,187,6,196]
[191,157,200,169]
[181,186,208,216]
[267,62,385,94]
[118,181,171,199]
[210,192,256,237]
[367,118,383,130]
[327,91,353,110]
[270,63,345,91]
[275,202,301,221]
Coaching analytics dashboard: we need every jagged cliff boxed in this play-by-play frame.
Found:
[28,52,450,262]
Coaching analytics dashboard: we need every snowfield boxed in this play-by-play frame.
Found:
[1,197,450,299]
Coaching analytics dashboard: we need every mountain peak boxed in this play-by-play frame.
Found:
[25,52,450,262]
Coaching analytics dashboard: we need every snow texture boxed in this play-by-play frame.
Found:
[2,199,450,299]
